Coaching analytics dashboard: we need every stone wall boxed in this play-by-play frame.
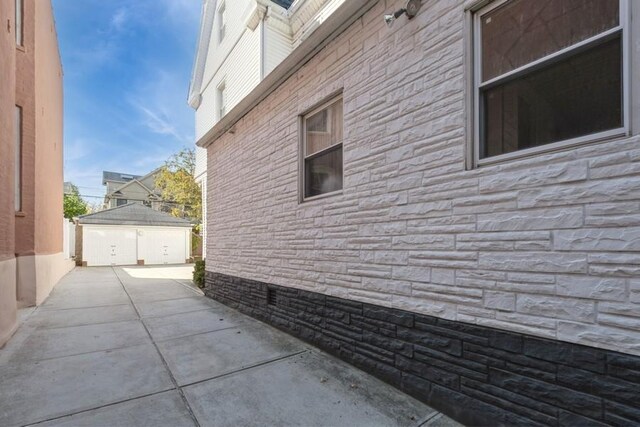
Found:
[205,271,640,426]
[205,0,640,356]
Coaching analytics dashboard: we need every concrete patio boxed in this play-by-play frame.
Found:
[0,266,459,427]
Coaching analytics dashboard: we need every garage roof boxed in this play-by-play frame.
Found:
[78,203,193,227]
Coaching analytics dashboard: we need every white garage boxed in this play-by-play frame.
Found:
[77,203,192,267]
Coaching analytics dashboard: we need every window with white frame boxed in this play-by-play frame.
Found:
[15,105,22,212]
[15,0,23,46]
[217,1,226,44]
[217,81,226,119]
[473,0,627,164]
[302,97,343,200]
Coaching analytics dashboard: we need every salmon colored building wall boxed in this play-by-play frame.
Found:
[27,0,69,305]
[15,0,36,259]
[1,0,71,346]
[0,0,18,347]
[34,0,63,256]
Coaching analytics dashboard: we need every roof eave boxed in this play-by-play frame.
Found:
[188,0,217,111]
[79,221,193,227]
[196,0,377,148]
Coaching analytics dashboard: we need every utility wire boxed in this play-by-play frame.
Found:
[65,192,193,209]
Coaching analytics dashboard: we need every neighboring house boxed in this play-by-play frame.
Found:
[190,0,324,257]
[102,169,168,211]
[194,0,640,425]
[0,0,71,346]
[63,181,74,195]
[76,203,192,267]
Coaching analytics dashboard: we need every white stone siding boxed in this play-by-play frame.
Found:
[205,0,640,355]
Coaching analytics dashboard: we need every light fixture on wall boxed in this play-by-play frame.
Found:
[384,0,422,27]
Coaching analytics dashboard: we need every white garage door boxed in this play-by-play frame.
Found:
[83,227,137,266]
[142,229,187,265]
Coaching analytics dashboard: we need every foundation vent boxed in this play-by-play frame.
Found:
[267,289,277,306]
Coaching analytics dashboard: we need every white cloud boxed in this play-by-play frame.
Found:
[64,138,91,162]
[133,148,177,169]
[128,69,195,144]
[133,102,184,141]
[65,39,118,75]
[157,0,201,27]
[110,7,129,33]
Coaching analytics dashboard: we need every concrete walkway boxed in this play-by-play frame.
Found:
[0,266,458,427]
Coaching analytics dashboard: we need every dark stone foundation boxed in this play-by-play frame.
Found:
[204,271,640,427]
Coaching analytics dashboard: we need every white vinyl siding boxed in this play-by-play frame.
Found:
[200,178,207,258]
[264,26,293,76]
[196,24,261,140]
[201,0,252,87]
[195,147,207,180]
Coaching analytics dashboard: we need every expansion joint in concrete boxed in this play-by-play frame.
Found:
[111,267,202,427]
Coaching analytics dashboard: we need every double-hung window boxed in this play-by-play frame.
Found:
[15,0,23,46]
[473,0,628,165]
[217,81,227,119]
[15,106,22,212]
[217,1,226,44]
[302,97,343,200]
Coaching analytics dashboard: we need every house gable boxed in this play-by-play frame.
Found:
[113,180,152,201]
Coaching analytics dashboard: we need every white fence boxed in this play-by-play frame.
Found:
[63,218,75,260]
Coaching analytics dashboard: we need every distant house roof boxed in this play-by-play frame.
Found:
[78,203,192,227]
[272,0,294,9]
[63,182,74,194]
[102,171,143,185]
[105,167,162,198]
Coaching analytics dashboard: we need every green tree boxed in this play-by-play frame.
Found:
[63,183,88,219]
[155,148,202,221]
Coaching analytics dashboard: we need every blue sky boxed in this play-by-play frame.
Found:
[52,0,201,204]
